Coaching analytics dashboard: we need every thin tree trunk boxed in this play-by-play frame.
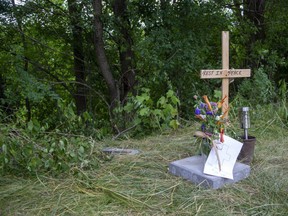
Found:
[244,0,265,42]
[112,0,136,102]
[67,0,87,115]
[93,0,118,109]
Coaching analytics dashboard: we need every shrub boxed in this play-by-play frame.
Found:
[114,88,180,137]
[238,67,276,103]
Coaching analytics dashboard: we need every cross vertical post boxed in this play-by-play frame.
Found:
[222,31,229,115]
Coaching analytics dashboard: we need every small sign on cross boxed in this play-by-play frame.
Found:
[201,69,250,79]
[200,31,251,116]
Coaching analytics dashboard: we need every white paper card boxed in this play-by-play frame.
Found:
[203,135,243,179]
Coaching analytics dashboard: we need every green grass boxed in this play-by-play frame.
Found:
[1,106,288,215]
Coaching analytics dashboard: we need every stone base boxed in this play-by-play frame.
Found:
[169,156,250,189]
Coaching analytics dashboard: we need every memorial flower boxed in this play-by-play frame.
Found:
[193,95,228,157]
[194,95,227,132]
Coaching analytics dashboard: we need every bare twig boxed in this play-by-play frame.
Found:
[112,124,138,140]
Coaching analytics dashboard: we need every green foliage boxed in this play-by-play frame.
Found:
[265,0,288,83]
[278,79,287,102]
[0,121,102,176]
[115,88,180,136]
[0,98,108,176]
[276,79,288,124]
[51,99,108,139]
[134,0,229,117]
[238,67,276,104]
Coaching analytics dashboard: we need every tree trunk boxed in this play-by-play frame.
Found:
[244,0,265,42]
[243,0,266,68]
[67,0,87,115]
[112,0,136,102]
[93,0,119,109]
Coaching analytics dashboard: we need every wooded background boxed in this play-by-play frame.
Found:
[1,0,287,136]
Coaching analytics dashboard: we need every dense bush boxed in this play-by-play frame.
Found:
[238,67,276,104]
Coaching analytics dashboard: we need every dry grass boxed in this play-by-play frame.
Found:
[1,108,288,215]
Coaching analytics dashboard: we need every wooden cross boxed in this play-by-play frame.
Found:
[200,31,251,116]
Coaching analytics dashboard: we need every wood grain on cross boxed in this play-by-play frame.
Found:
[200,31,251,117]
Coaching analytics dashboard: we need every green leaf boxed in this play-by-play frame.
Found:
[139,107,150,116]
[169,119,180,130]
[136,93,149,103]
[157,96,166,107]
[123,102,134,112]
[59,140,65,150]
[27,121,33,131]
[2,144,7,154]
[171,95,180,105]
[166,90,174,98]
[70,152,76,158]
[152,109,163,117]
[214,90,222,100]
[78,146,85,154]
[134,117,142,124]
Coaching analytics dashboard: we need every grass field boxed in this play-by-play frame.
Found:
[1,107,288,215]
